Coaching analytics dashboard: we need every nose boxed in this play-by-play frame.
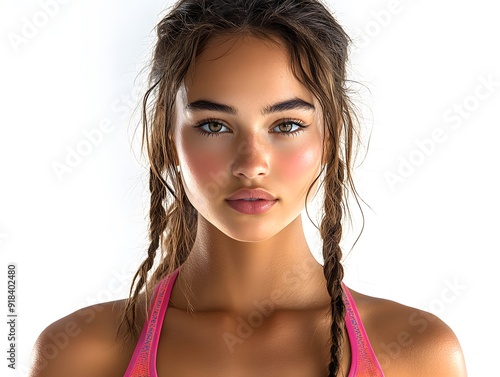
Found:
[231,136,270,180]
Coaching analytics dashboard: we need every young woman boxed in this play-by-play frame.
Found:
[29,0,467,376]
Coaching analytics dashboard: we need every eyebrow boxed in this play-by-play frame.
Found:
[185,98,315,115]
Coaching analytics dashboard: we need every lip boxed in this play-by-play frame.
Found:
[225,198,278,215]
[225,188,277,201]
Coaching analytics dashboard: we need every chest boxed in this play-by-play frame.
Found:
[155,308,351,377]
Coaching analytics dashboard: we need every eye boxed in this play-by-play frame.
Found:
[193,120,230,137]
[272,120,308,137]
[193,118,308,137]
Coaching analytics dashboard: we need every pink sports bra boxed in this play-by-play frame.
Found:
[123,266,384,376]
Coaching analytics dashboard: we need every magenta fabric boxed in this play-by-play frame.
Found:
[342,282,385,376]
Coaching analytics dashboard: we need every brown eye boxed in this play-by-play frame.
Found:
[194,120,229,137]
[272,120,307,137]
[207,122,223,132]
[278,122,293,132]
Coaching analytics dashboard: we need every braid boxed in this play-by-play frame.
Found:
[151,178,197,285]
[117,80,199,340]
[118,167,167,341]
[321,152,348,376]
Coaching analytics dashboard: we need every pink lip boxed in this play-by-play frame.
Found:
[225,188,277,201]
[225,199,278,215]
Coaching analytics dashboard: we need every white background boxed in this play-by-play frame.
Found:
[1,0,498,375]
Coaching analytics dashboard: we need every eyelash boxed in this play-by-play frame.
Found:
[192,118,309,138]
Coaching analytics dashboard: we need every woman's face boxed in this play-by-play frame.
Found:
[173,34,326,242]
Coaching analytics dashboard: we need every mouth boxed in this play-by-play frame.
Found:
[234,198,267,201]
[225,198,278,202]
[225,188,277,201]
[225,198,278,214]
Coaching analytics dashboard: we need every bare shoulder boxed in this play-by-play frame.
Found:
[28,295,146,377]
[347,287,467,377]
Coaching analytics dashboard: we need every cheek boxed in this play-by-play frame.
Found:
[178,134,229,189]
[277,144,320,180]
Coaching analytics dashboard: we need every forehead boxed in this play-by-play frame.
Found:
[181,34,316,106]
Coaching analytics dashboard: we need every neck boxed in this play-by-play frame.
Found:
[170,213,332,316]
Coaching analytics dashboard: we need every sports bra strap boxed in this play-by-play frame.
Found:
[342,282,385,376]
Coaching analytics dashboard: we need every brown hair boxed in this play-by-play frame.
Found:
[118,0,362,375]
